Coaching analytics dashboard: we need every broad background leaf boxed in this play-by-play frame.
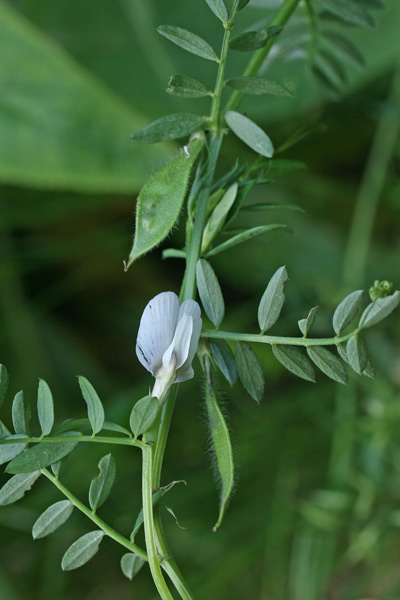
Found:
[0,2,166,192]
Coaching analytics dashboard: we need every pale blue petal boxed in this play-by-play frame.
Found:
[136,292,179,375]
[162,314,193,370]
[175,300,202,382]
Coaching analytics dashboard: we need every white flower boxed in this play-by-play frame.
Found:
[136,291,202,400]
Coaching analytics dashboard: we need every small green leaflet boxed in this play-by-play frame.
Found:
[361,0,385,7]
[0,472,41,506]
[225,111,274,158]
[12,390,31,435]
[313,51,347,93]
[0,364,8,408]
[0,421,9,439]
[346,335,368,375]
[120,553,145,581]
[51,458,68,478]
[125,135,204,269]
[167,75,212,98]
[206,224,287,258]
[55,418,130,437]
[336,343,374,379]
[262,159,307,178]
[37,379,54,437]
[272,345,315,382]
[319,0,375,27]
[196,259,225,327]
[234,342,264,403]
[130,395,159,437]
[6,432,80,474]
[61,530,104,571]
[131,113,206,144]
[322,32,365,69]
[241,203,303,213]
[157,25,219,62]
[225,180,256,225]
[204,0,228,23]
[307,347,348,384]
[225,77,293,97]
[32,500,74,539]
[336,343,349,365]
[78,376,105,435]
[205,359,234,531]
[162,248,186,260]
[332,290,364,334]
[359,291,399,328]
[229,27,283,52]
[298,306,319,337]
[0,434,28,466]
[258,266,288,334]
[89,453,116,512]
[209,339,237,386]
[356,0,384,7]
[202,183,238,252]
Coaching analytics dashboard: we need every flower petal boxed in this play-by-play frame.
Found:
[136,292,179,375]
[162,314,193,371]
[175,300,202,382]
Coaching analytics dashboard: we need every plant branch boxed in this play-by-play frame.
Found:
[41,468,147,560]
[201,327,361,347]
[142,441,175,600]
[182,133,223,302]
[0,435,144,448]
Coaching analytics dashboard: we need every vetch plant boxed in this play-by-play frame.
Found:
[0,1,397,599]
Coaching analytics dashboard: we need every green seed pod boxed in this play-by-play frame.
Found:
[125,132,205,270]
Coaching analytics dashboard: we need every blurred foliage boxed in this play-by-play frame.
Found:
[1,0,400,599]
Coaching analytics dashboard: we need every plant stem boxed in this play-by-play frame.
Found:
[201,327,361,347]
[183,2,240,302]
[142,441,175,600]
[209,5,237,131]
[0,435,143,448]
[41,468,147,560]
[149,392,196,600]
[182,133,223,302]
[225,0,302,112]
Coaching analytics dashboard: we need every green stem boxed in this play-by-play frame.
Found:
[0,435,143,448]
[142,441,175,600]
[225,0,302,112]
[152,390,177,484]
[209,7,237,131]
[182,2,240,302]
[182,133,223,302]
[151,392,196,600]
[41,468,147,560]
[201,327,361,347]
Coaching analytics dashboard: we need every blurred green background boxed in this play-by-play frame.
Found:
[0,0,400,598]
